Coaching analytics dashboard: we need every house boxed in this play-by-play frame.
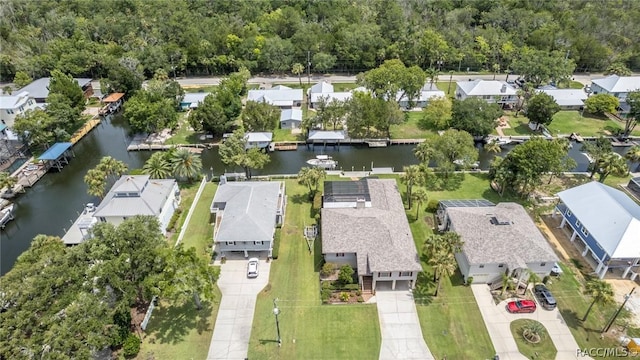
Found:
[396,83,446,110]
[245,132,273,149]
[307,130,345,145]
[180,92,210,110]
[100,93,125,115]
[321,179,422,291]
[307,81,334,96]
[591,75,640,115]
[309,91,352,109]
[18,77,93,103]
[280,109,302,129]
[627,177,640,200]
[554,181,640,279]
[247,85,303,109]
[0,91,38,127]
[438,200,558,284]
[210,179,286,258]
[93,175,180,235]
[455,80,517,107]
[537,87,588,110]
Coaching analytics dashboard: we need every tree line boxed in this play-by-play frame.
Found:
[2,0,640,83]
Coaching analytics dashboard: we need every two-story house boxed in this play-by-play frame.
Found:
[0,91,38,128]
[455,80,517,108]
[590,75,640,115]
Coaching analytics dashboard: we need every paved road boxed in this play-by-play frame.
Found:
[471,284,590,360]
[375,286,434,360]
[207,259,271,360]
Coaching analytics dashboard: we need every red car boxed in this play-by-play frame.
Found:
[506,300,537,313]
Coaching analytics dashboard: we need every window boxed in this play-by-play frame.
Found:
[575,220,581,228]
[379,272,391,277]
[581,227,589,237]
[254,241,263,245]
[565,209,572,217]
[336,253,345,257]
[6,109,13,114]
[99,217,106,222]
[226,241,235,246]
[540,262,546,267]
[479,265,485,269]
[400,271,413,277]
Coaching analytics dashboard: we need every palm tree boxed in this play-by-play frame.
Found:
[484,140,502,154]
[414,141,433,164]
[524,270,541,295]
[297,167,314,194]
[170,148,203,182]
[411,188,428,220]
[143,152,172,179]
[430,251,457,296]
[426,68,439,85]
[97,156,128,182]
[597,152,629,183]
[401,165,422,209]
[582,279,614,321]
[423,234,444,259]
[522,320,546,343]
[625,145,640,172]
[500,273,511,297]
[441,231,463,253]
[292,63,305,86]
[84,168,106,198]
[0,172,18,195]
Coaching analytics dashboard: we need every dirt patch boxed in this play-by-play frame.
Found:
[540,215,591,283]
[607,279,640,328]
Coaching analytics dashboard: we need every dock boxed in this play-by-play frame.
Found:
[70,117,101,144]
[366,141,388,148]
[272,142,301,151]
[389,139,425,145]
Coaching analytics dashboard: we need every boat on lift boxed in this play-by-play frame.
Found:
[306,155,337,169]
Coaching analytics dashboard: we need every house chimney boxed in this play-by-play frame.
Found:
[356,198,366,209]
[501,84,507,93]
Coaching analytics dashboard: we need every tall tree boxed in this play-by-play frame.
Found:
[0,172,18,196]
[401,165,423,209]
[582,279,614,321]
[170,148,203,182]
[84,168,107,198]
[451,98,503,138]
[411,188,428,219]
[13,109,55,148]
[12,71,32,88]
[582,137,613,179]
[430,251,457,297]
[526,93,561,130]
[596,152,629,183]
[623,91,640,138]
[584,94,619,115]
[48,69,85,112]
[297,167,326,197]
[292,63,305,86]
[419,96,452,130]
[218,129,270,179]
[625,145,640,172]
[188,94,234,136]
[242,101,280,132]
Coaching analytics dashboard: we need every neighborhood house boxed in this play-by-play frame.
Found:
[438,200,558,285]
[0,91,39,128]
[245,132,273,149]
[211,179,286,258]
[395,83,446,109]
[555,181,640,279]
[180,92,210,110]
[321,179,422,292]
[18,77,94,103]
[537,87,588,110]
[591,75,640,114]
[247,85,303,109]
[455,80,517,107]
[279,109,302,129]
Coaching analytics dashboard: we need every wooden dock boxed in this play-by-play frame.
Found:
[389,139,425,145]
[367,141,388,148]
[71,117,101,144]
[273,142,300,151]
[127,143,212,151]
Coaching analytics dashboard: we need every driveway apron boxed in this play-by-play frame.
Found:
[207,259,271,360]
[376,289,434,360]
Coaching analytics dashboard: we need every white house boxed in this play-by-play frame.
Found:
[211,180,286,258]
[438,200,558,285]
[455,80,518,107]
[591,75,640,114]
[279,109,302,129]
[554,181,640,279]
[321,179,422,292]
[0,91,38,128]
[247,85,303,109]
[396,83,446,110]
[537,87,588,110]
[245,132,273,149]
[92,175,180,235]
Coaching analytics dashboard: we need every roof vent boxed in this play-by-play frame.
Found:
[500,84,507,93]
[490,216,511,225]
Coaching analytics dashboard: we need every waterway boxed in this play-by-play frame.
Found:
[0,115,632,275]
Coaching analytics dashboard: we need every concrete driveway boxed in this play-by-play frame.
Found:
[375,286,434,360]
[207,259,271,360]
[471,284,590,360]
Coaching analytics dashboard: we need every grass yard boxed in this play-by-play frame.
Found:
[248,180,381,359]
[332,82,359,92]
[272,128,303,142]
[436,81,455,97]
[510,319,557,359]
[166,113,209,145]
[138,181,221,360]
[389,112,436,139]
[183,85,217,93]
[547,111,623,137]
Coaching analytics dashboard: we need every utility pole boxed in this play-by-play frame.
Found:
[603,287,635,333]
[273,298,282,347]
[307,51,311,85]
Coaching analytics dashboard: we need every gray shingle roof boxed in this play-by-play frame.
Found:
[321,179,422,274]
[447,202,558,267]
[212,181,282,242]
[18,77,92,100]
[537,89,587,107]
[94,175,176,217]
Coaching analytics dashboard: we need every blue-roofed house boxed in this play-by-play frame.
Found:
[554,181,640,279]
[180,92,210,110]
[279,109,302,129]
[210,180,286,258]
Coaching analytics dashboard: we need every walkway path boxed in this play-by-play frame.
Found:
[375,287,434,360]
[471,284,589,360]
[207,259,271,360]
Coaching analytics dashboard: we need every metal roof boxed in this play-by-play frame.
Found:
[102,93,124,103]
[38,142,73,161]
[439,199,495,209]
[308,130,345,141]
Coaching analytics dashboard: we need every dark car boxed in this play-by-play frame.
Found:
[506,299,537,313]
[534,284,557,310]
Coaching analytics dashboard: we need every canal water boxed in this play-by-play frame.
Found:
[0,115,631,275]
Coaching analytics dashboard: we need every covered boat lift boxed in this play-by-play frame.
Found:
[38,142,74,171]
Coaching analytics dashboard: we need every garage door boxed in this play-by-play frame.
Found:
[471,274,489,283]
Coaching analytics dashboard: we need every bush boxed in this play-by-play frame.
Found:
[335,283,360,291]
[166,208,183,232]
[340,292,350,302]
[425,199,440,213]
[465,276,474,286]
[357,296,364,303]
[272,229,282,259]
[321,262,337,277]
[321,281,335,290]
[312,191,322,216]
[321,288,332,303]
[122,334,141,358]
[337,264,354,286]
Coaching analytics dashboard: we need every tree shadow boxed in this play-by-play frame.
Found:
[259,339,280,345]
[413,271,435,306]
[143,300,214,345]
[290,193,308,205]
[559,308,583,331]
[314,234,323,272]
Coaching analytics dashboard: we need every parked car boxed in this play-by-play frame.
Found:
[247,258,259,278]
[534,284,557,310]
[506,299,537,313]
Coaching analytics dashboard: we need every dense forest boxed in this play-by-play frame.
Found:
[1,0,640,82]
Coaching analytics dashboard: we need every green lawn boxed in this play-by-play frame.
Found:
[389,112,436,139]
[272,128,303,142]
[499,110,633,137]
[510,319,557,359]
[166,113,210,145]
[183,85,217,93]
[138,182,221,360]
[248,180,381,359]
[333,82,359,92]
[436,81,456,97]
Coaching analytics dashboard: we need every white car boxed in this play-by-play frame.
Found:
[247,258,259,278]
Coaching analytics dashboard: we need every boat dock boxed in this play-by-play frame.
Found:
[366,141,388,148]
[70,116,101,144]
[389,139,425,145]
[272,141,301,151]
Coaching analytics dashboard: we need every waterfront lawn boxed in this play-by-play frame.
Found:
[498,113,535,136]
[178,182,217,258]
[389,111,436,139]
[272,128,303,142]
[248,180,381,360]
[547,111,622,136]
[510,319,557,359]
[166,113,209,145]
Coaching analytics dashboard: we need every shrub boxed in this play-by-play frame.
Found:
[122,334,141,358]
[357,296,364,303]
[321,262,337,277]
[465,276,474,286]
[356,289,362,296]
[335,283,360,291]
[425,199,440,213]
[337,264,354,285]
[321,288,332,303]
[340,292,350,302]
[165,208,183,232]
[312,191,322,216]
[321,281,335,290]
[272,229,282,260]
